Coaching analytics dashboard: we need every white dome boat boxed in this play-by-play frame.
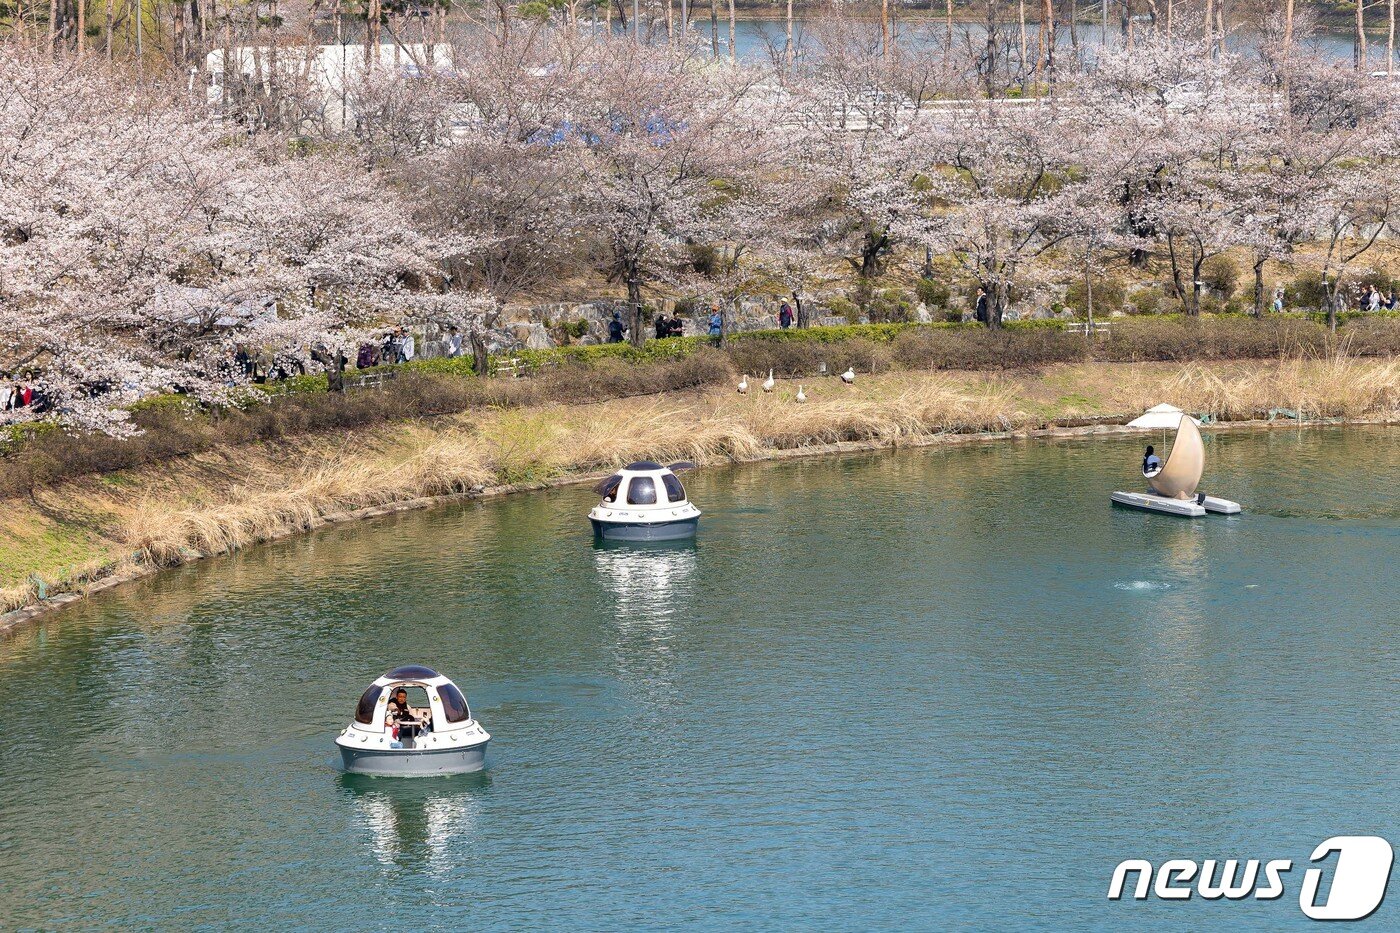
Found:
[1110,409,1241,518]
[336,665,490,776]
[589,461,701,541]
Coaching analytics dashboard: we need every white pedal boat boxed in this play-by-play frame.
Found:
[589,461,701,541]
[1112,411,1241,518]
[336,665,490,776]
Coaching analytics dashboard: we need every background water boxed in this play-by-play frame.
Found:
[632,18,1379,67]
[0,426,1396,930]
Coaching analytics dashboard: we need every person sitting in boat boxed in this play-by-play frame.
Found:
[385,688,427,728]
[1142,445,1163,476]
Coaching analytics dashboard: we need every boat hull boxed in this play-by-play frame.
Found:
[1200,495,1242,514]
[1111,491,1207,517]
[339,740,488,776]
[590,516,698,541]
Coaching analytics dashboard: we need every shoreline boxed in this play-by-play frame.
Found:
[2,401,1394,640]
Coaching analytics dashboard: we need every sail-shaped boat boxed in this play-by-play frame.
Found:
[1111,414,1241,517]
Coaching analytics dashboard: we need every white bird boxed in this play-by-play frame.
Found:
[795,385,807,403]
[762,369,776,393]
[840,367,856,385]
[737,374,749,394]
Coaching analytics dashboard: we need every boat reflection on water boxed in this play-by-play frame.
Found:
[590,539,699,627]
[337,771,490,874]
[592,540,699,709]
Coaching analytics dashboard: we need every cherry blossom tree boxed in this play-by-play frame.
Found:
[552,40,765,346]
[1,54,444,432]
[898,100,1077,327]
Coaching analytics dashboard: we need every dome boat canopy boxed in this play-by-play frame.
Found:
[336,665,490,776]
[589,461,702,542]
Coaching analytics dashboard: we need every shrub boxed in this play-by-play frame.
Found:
[825,296,859,322]
[689,243,721,276]
[1288,272,1331,311]
[889,328,1087,370]
[915,277,950,309]
[1127,286,1168,315]
[1063,276,1127,317]
[1093,317,1330,362]
[726,334,894,376]
[1201,255,1240,298]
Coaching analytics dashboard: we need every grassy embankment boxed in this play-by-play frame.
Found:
[2,328,1398,617]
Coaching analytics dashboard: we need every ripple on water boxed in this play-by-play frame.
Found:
[1113,580,1174,592]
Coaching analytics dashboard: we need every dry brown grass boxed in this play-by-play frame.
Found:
[1108,356,1400,421]
[4,358,1397,616]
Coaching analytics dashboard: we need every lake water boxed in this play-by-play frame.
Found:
[1,426,1396,929]
[617,17,1379,67]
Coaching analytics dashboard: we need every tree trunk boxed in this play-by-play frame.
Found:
[1357,0,1367,70]
[628,271,645,348]
[1068,0,1079,59]
[883,0,891,57]
[984,0,997,97]
[471,331,490,376]
[1390,0,1396,78]
[728,0,735,60]
[709,0,718,58]
[989,282,1006,328]
[860,228,888,279]
[173,0,185,64]
[1253,257,1266,317]
[77,0,85,57]
[1166,232,1186,311]
[327,352,346,392]
[1085,266,1094,331]
[1041,0,1054,83]
[1189,253,1204,315]
[1284,0,1293,48]
[366,0,380,68]
[794,290,809,329]
[786,0,793,61]
[1018,0,1028,87]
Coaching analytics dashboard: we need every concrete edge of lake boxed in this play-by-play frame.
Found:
[3,378,1395,641]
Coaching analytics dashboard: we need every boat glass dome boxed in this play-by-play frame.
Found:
[385,664,439,680]
[662,474,685,502]
[439,683,471,723]
[354,685,383,724]
[598,475,623,502]
[626,477,658,504]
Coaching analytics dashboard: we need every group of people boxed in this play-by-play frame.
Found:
[0,380,42,414]
[356,328,418,369]
[612,295,798,344]
[1353,284,1397,313]
[653,314,686,339]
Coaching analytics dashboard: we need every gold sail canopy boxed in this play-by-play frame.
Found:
[1147,415,1205,500]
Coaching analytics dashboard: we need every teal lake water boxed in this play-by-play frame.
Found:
[1,427,1396,929]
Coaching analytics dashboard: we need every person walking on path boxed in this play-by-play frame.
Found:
[607,311,627,343]
[778,299,794,329]
[708,305,723,338]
